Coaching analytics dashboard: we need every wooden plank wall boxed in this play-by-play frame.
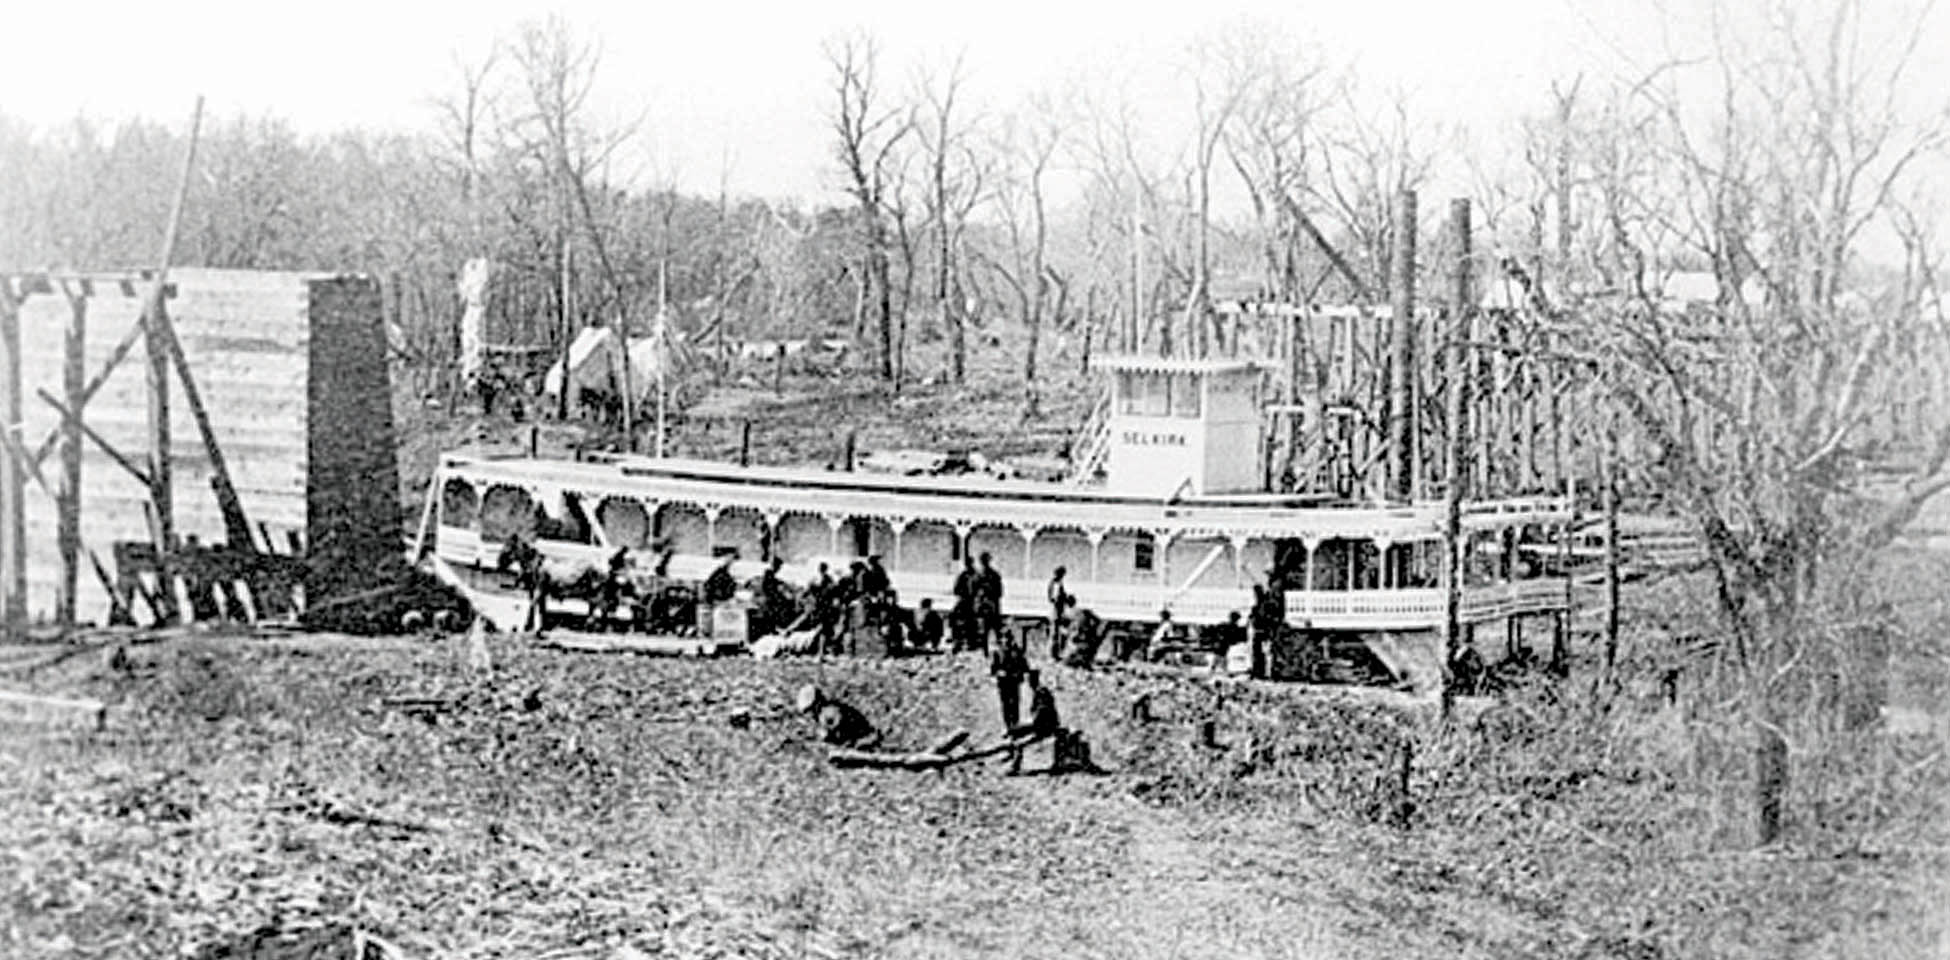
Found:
[12,269,321,623]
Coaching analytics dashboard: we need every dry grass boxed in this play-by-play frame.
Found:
[2,611,1944,959]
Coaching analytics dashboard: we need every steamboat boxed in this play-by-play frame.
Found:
[423,346,1575,691]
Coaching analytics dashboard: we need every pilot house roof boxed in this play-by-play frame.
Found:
[1093,355,1263,376]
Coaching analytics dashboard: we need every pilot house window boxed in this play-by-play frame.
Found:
[1116,371,1201,418]
[1169,373,1201,417]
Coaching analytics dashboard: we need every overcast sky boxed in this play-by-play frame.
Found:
[5,0,1946,209]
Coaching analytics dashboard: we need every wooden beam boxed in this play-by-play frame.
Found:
[0,282,23,626]
[143,96,203,568]
[36,390,152,487]
[28,319,145,471]
[1388,189,1418,503]
[1281,194,1373,304]
[0,404,130,627]
[56,284,86,626]
[1441,198,1473,718]
[153,314,255,550]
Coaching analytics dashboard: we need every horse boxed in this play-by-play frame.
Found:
[497,536,630,630]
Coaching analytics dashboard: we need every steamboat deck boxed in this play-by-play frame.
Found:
[428,451,1572,632]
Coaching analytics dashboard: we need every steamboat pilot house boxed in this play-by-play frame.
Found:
[427,354,1571,688]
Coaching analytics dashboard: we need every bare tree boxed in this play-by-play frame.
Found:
[1552,0,1949,844]
[1219,34,1329,302]
[1308,86,1439,295]
[975,103,1062,417]
[432,46,501,227]
[916,53,987,383]
[1183,35,1251,355]
[827,34,913,383]
[508,16,640,427]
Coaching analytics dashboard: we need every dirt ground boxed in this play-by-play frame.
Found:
[2,617,1943,960]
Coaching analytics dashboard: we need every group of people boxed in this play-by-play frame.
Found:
[949,552,1008,650]
[744,554,953,657]
[800,622,1073,775]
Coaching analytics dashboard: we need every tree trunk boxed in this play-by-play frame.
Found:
[1024,298,1041,417]
[873,243,895,382]
[1603,428,1621,679]
[949,289,966,384]
[1755,722,1788,846]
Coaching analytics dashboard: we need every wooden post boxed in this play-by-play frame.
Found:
[146,293,173,551]
[1389,192,1417,504]
[556,235,572,421]
[58,285,87,626]
[141,96,203,626]
[739,419,753,467]
[153,314,254,549]
[1551,362,1574,678]
[618,312,635,454]
[0,284,23,628]
[1441,199,1473,716]
[1603,422,1621,678]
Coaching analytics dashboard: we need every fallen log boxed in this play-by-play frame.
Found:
[826,747,957,771]
[827,732,1050,771]
[273,798,437,834]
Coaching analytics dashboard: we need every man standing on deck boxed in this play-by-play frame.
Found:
[977,552,1005,649]
[952,555,981,650]
[863,554,891,602]
[1045,566,1075,661]
[1249,576,1286,679]
[756,557,789,636]
[809,562,838,654]
[862,554,893,627]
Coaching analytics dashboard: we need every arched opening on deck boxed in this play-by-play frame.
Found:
[1097,529,1157,585]
[716,508,768,561]
[1028,528,1092,584]
[776,513,834,564]
[662,503,712,557]
[1165,535,1234,590]
[596,498,651,549]
[862,517,904,566]
[440,478,479,529]
[967,525,1020,575]
[479,485,535,543]
[902,520,960,575]
[1462,532,1498,587]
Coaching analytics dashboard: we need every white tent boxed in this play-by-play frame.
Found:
[542,326,621,400]
[542,321,682,407]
